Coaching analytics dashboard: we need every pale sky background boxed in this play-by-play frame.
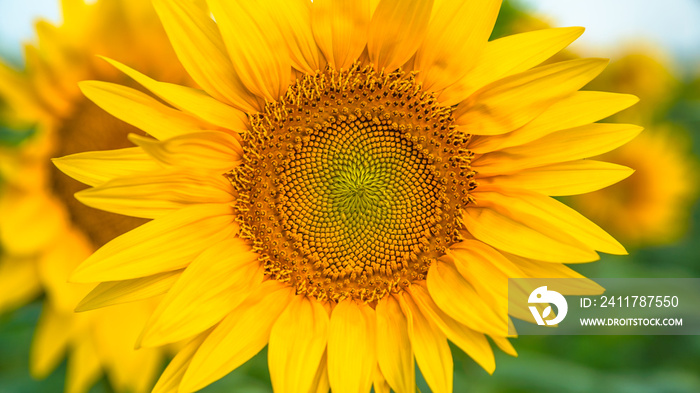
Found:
[520,0,700,66]
[1,0,699,67]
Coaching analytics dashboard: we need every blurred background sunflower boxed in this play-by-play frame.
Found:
[0,0,699,392]
[0,0,192,392]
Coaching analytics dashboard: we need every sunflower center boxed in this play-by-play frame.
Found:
[230,64,476,302]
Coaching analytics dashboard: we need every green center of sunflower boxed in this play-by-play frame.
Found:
[230,64,476,302]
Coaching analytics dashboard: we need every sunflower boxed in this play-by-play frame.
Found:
[0,0,193,392]
[55,1,640,392]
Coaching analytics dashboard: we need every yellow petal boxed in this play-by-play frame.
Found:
[308,351,330,393]
[75,169,235,219]
[454,59,608,135]
[30,305,76,378]
[181,281,294,392]
[312,0,371,70]
[52,147,161,187]
[449,240,515,287]
[414,0,500,93]
[152,329,211,393]
[462,206,599,263]
[451,238,567,297]
[438,27,584,105]
[490,335,517,357]
[79,81,206,140]
[207,0,291,101]
[37,229,93,313]
[71,204,237,282]
[152,0,259,112]
[477,160,634,196]
[264,0,323,73]
[60,0,89,26]
[504,252,605,295]
[34,22,72,95]
[473,189,626,255]
[0,191,68,256]
[102,57,249,131]
[375,296,415,393]
[129,131,242,173]
[469,91,639,153]
[327,301,376,393]
[0,59,45,120]
[269,296,329,393]
[83,295,162,390]
[448,241,531,322]
[373,366,391,393]
[427,262,506,335]
[0,61,47,120]
[23,46,71,116]
[66,336,101,393]
[398,292,452,393]
[75,270,182,312]
[0,135,51,191]
[95,305,163,393]
[409,285,496,374]
[139,238,262,347]
[0,255,41,314]
[368,0,433,71]
[473,123,643,175]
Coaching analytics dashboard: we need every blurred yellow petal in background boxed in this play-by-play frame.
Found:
[567,51,699,247]
[570,127,698,247]
[0,0,195,391]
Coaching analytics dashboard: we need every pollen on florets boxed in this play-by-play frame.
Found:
[228,63,477,303]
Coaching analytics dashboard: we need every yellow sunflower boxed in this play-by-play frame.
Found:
[55,1,640,392]
[0,0,192,392]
